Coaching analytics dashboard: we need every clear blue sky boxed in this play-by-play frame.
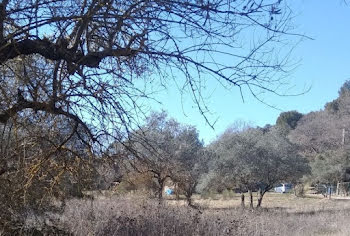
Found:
[152,0,350,145]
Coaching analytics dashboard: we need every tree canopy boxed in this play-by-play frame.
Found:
[276,110,303,134]
[289,81,350,185]
[204,125,309,207]
[121,112,205,202]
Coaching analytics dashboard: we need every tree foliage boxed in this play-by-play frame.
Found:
[311,150,350,184]
[122,112,205,202]
[325,80,350,115]
[206,125,309,207]
[289,111,343,155]
[289,81,350,185]
[276,110,303,134]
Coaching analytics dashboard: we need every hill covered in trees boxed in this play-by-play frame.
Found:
[289,81,350,185]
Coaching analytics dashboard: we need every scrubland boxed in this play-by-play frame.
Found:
[16,192,350,236]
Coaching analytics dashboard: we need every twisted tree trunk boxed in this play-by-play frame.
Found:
[241,193,245,208]
[248,189,253,209]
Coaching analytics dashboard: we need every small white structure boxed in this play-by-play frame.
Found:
[274,183,292,193]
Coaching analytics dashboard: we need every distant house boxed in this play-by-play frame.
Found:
[274,183,292,193]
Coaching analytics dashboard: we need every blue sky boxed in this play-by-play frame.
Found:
[153,1,350,144]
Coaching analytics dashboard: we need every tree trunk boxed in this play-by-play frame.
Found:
[185,186,194,206]
[241,193,245,208]
[184,182,199,209]
[158,178,166,200]
[256,189,266,208]
[248,189,253,208]
[186,195,193,206]
[175,182,180,200]
[186,194,200,209]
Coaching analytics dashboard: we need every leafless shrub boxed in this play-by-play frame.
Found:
[51,195,350,236]
[294,184,305,197]
[59,195,241,235]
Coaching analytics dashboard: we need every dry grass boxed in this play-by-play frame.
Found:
[206,193,350,235]
[194,192,350,212]
[18,193,350,235]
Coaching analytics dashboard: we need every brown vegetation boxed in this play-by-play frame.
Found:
[11,193,350,236]
[1,0,349,234]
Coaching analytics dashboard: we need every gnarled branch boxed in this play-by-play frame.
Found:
[0,39,138,67]
[0,100,95,141]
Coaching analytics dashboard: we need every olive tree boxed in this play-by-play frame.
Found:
[0,0,302,207]
[208,125,309,208]
[126,112,204,202]
[0,0,303,231]
[253,128,310,207]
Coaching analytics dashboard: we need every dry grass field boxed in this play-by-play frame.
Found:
[20,192,350,235]
[193,192,350,212]
[170,192,350,235]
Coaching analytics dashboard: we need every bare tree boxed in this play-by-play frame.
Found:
[0,0,305,198]
[0,113,99,233]
[0,0,303,143]
[0,1,304,231]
